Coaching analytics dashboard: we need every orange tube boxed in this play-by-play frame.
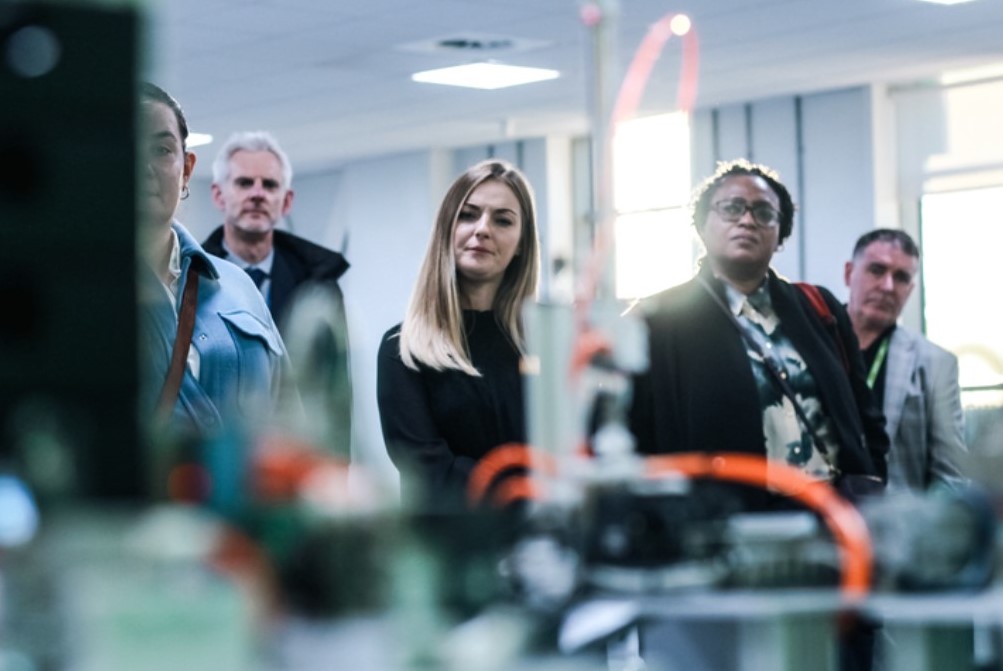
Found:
[491,476,542,508]
[253,434,349,502]
[469,446,872,598]
[569,327,614,377]
[466,443,554,508]
[574,12,701,322]
[644,453,872,599]
[611,13,700,127]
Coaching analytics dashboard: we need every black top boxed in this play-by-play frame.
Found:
[377,310,526,511]
[861,325,896,408]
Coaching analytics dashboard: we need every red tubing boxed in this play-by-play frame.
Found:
[644,453,873,599]
[466,443,555,508]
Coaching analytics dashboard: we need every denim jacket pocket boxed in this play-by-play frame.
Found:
[218,310,284,357]
[218,310,283,415]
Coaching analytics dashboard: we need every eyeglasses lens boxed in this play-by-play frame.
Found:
[715,199,778,227]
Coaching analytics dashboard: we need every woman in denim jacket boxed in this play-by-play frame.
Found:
[137,83,285,438]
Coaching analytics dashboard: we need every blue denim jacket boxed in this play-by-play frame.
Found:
[139,222,286,436]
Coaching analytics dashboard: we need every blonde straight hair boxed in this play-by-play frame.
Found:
[399,159,540,376]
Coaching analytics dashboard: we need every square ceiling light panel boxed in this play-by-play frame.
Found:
[411,62,560,90]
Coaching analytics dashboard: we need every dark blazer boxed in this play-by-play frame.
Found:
[629,265,888,482]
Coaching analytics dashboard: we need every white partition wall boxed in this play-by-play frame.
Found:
[332,151,447,484]
[747,97,802,283]
[800,88,877,297]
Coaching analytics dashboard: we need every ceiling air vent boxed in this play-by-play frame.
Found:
[438,37,513,51]
[397,33,550,55]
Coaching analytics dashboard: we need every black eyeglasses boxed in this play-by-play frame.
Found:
[711,198,780,228]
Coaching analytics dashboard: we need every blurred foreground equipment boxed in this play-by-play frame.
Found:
[0,2,141,500]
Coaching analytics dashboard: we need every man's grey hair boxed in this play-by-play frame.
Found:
[211,130,294,187]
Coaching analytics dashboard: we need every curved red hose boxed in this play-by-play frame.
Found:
[466,443,555,508]
[644,453,873,599]
[572,11,701,375]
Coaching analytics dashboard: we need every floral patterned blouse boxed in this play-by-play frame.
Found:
[724,279,838,481]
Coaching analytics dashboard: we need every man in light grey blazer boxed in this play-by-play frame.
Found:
[844,229,967,491]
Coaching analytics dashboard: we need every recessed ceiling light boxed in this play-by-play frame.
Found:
[187,132,213,148]
[411,62,559,90]
[916,0,977,5]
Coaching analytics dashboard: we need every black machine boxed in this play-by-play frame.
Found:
[0,3,142,500]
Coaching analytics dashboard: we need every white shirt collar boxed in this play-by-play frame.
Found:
[722,276,771,317]
[163,228,183,300]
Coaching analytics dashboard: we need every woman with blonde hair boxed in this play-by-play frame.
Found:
[377,159,540,511]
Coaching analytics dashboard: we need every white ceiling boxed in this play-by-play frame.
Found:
[149,0,1003,178]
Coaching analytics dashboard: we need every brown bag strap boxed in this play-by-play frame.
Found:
[697,276,833,460]
[795,282,850,374]
[156,265,200,423]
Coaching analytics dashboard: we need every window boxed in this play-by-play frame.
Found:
[920,185,1003,448]
[921,185,1003,390]
[611,112,695,299]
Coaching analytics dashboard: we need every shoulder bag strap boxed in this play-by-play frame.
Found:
[794,282,850,374]
[155,265,200,423]
[697,276,832,460]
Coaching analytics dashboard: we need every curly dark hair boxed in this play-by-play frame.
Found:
[691,159,796,244]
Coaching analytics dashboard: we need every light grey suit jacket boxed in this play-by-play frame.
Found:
[883,326,968,490]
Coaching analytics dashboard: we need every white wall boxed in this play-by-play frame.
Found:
[333,151,448,486]
[801,88,877,297]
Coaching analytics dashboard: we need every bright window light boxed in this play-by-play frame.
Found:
[613,112,691,211]
[411,62,559,90]
[615,209,696,299]
[940,62,1003,86]
[187,132,213,148]
[916,0,977,5]
[612,111,693,299]
[921,185,1003,389]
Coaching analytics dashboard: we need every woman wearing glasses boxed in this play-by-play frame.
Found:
[628,160,888,670]
[629,159,888,498]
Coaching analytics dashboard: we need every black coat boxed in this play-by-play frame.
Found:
[202,226,349,328]
[629,265,888,482]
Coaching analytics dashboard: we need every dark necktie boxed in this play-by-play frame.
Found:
[245,267,268,290]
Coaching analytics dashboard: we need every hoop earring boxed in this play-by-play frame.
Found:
[181,184,190,200]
